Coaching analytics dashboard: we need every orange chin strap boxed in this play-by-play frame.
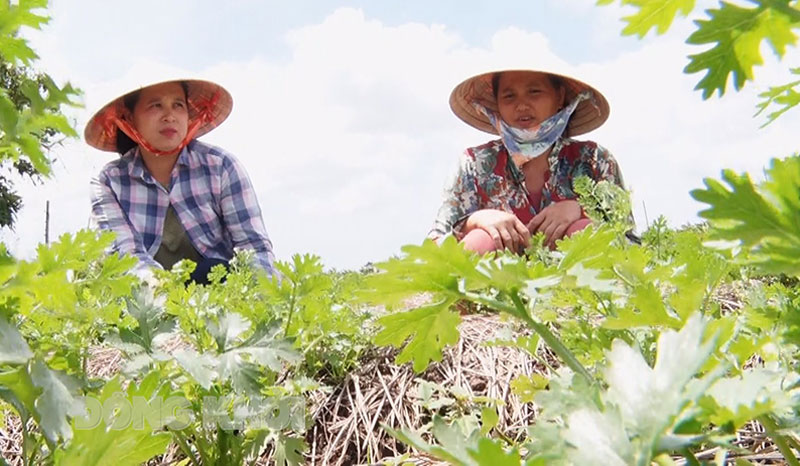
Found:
[99,91,221,157]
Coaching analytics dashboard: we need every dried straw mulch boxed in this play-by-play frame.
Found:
[306,312,551,465]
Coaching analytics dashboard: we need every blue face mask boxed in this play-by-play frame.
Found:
[475,90,591,164]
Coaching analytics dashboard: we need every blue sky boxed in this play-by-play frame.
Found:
[4,0,798,270]
[44,0,638,71]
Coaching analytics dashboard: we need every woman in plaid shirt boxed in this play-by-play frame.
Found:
[430,68,628,254]
[85,79,276,283]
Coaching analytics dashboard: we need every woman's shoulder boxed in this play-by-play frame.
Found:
[96,150,136,179]
[560,137,600,150]
[185,140,241,168]
[464,138,505,159]
[558,137,613,160]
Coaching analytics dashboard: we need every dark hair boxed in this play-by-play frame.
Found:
[114,81,191,156]
[491,72,565,99]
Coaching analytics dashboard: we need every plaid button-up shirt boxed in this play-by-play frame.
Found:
[90,140,276,275]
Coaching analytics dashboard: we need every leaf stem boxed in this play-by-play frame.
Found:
[173,430,202,466]
[283,282,298,339]
[464,291,594,384]
[301,333,326,356]
[20,416,31,466]
[611,265,636,288]
[759,415,800,466]
[218,429,229,466]
[755,0,800,22]
[681,448,701,466]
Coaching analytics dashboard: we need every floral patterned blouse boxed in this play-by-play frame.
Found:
[428,137,625,241]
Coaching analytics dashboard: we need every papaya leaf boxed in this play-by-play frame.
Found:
[374,299,461,372]
[755,68,800,126]
[0,315,32,364]
[359,237,485,308]
[685,2,799,98]
[691,156,800,276]
[598,0,697,38]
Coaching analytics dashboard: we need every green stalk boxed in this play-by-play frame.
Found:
[217,429,232,466]
[509,293,595,384]
[680,448,701,466]
[21,416,31,466]
[757,0,800,22]
[283,282,298,338]
[173,431,202,466]
[464,291,594,385]
[653,454,677,466]
[759,415,800,466]
[786,435,800,453]
[301,333,326,356]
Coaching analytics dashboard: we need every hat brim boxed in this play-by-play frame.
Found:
[449,69,610,137]
[84,79,233,152]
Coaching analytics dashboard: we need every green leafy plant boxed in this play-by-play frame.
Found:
[0,0,81,227]
[598,0,800,124]
[361,209,799,462]
[692,154,800,277]
[97,254,369,466]
[0,231,146,465]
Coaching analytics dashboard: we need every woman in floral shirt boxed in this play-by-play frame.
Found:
[429,68,627,253]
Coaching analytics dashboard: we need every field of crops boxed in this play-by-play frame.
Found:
[2,1,800,465]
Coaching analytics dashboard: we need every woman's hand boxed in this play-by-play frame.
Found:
[464,209,530,253]
[527,200,582,248]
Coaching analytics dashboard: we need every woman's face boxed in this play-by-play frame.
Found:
[129,82,189,154]
[496,71,565,130]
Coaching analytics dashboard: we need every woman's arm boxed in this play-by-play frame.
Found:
[219,155,276,275]
[90,172,162,270]
[428,151,482,242]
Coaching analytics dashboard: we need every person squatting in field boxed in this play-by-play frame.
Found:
[429,67,630,253]
[85,79,276,283]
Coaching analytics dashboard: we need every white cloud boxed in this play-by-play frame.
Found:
[3,6,798,269]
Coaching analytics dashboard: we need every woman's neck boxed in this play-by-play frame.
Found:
[140,147,180,188]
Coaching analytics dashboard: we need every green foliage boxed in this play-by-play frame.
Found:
[258,254,369,380]
[386,415,524,466]
[274,434,307,466]
[98,253,369,466]
[0,0,81,228]
[375,300,461,372]
[685,1,798,98]
[361,238,489,372]
[53,373,173,466]
[365,200,800,463]
[1,4,799,465]
[573,176,634,234]
[596,0,696,38]
[692,154,800,277]
[390,310,799,465]
[0,230,140,464]
[755,67,800,126]
[599,0,800,123]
